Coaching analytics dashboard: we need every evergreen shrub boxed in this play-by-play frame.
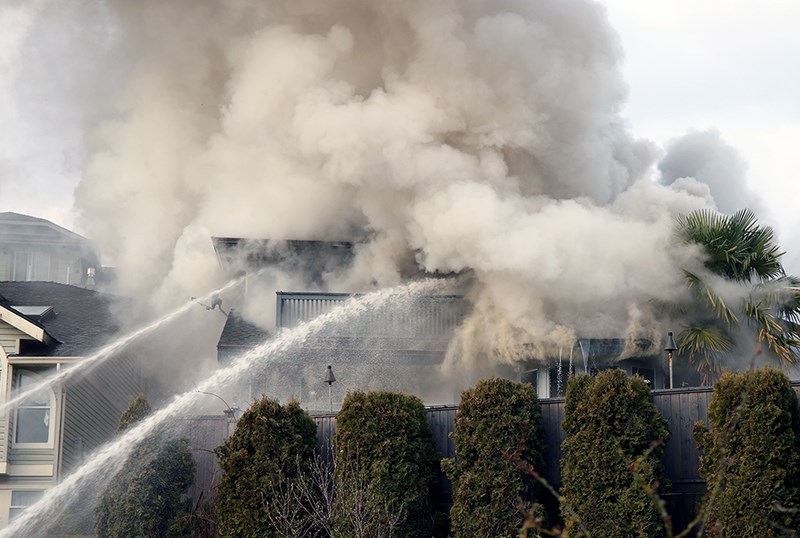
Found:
[95,395,196,538]
[215,396,317,537]
[560,369,668,537]
[333,390,438,538]
[442,377,545,538]
[694,368,800,536]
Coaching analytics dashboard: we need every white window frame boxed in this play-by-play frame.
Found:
[12,369,55,448]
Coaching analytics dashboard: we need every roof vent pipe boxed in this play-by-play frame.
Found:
[86,267,96,289]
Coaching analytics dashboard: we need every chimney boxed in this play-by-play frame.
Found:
[86,267,96,289]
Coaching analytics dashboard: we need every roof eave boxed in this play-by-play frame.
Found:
[0,305,57,344]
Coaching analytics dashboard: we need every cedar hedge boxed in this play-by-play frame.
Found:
[215,396,317,537]
[694,368,800,536]
[560,369,668,537]
[333,390,439,538]
[442,377,546,538]
[95,395,196,538]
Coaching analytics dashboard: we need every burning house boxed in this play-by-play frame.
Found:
[211,237,671,408]
[212,237,471,407]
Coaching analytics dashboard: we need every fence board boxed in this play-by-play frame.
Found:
[189,383,800,509]
[540,398,565,488]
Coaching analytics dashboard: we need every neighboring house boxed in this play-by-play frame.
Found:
[0,282,147,526]
[212,237,669,407]
[0,212,98,286]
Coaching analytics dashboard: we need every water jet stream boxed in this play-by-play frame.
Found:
[1,279,442,537]
[0,274,248,416]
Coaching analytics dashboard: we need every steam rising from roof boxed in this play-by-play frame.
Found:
[74,0,741,364]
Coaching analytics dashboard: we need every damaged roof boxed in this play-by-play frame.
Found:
[0,282,122,357]
[217,310,270,363]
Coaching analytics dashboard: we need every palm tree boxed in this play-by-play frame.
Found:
[674,208,800,383]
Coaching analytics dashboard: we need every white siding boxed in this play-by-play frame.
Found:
[61,350,147,474]
[0,325,26,356]
[0,252,11,282]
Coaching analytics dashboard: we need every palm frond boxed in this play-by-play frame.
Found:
[677,326,734,358]
[676,208,786,282]
[682,270,738,326]
[744,299,800,367]
[677,326,733,386]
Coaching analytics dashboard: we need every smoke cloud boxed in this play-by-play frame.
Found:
[73,0,725,367]
[658,129,764,216]
[0,0,126,226]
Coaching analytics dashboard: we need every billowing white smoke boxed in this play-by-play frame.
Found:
[75,0,724,365]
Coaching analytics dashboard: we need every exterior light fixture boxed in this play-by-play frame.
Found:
[324,365,336,413]
[665,332,678,389]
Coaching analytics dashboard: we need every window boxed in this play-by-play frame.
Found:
[12,252,29,281]
[13,371,52,445]
[9,490,43,520]
[632,367,655,387]
[520,368,538,388]
[11,251,51,282]
[32,252,50,281]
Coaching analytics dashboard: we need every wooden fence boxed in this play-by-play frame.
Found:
[308,386,714,495]
[184,383,800,508]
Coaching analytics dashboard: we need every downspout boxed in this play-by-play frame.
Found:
[55,362,65,484]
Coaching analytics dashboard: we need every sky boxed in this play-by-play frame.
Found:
[0,0,798,274]
[602,0,800,272]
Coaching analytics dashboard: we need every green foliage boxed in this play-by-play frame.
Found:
[118,394,151,431]
[560,369,669,537]
[95,396,196,538]
[215,396,317,537]
[443,377,545,538]
[334,390,438,538]
[674,208,800,378]
[694,368,800,536]
[676,208,785,283]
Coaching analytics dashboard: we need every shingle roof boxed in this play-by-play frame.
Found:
[0,282,122,356]
[217,310,270,349]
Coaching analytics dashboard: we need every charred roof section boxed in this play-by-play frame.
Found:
[217,309,270,364]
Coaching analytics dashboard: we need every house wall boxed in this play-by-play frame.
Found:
[276,292,466,338]
[0,247,87,285]
[0,325,26,356]
[0,254,10,283]
[60,351,148,475]
[0,322,148,527]
[0,359,61,528]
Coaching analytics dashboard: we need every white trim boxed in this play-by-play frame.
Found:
[0,350,8,466]
[6,464,53,477]
[0,308,46,343]
[7,357,79,366]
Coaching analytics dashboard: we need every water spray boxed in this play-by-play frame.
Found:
[0,273,250,416]
[1,279,444,537]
